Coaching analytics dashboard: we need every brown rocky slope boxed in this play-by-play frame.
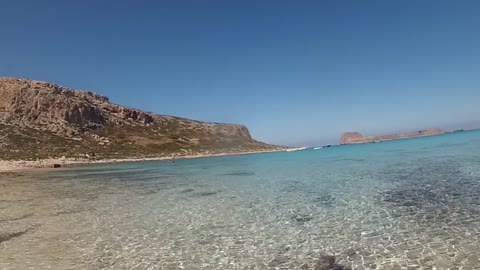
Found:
[0,78,280,160]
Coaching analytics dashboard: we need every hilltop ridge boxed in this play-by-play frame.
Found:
[0,77,281,160]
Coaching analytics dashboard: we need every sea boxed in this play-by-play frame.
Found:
[1,130,480,269]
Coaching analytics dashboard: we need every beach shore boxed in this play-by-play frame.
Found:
[0,148,294,172]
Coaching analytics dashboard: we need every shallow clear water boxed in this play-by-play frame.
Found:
[2,131,480,269]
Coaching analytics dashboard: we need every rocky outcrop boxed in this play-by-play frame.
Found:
[0,77,276,159]
[340,129,446,145]
[0,78,159,136]
[0,78,251,138]
[340,132,373,144]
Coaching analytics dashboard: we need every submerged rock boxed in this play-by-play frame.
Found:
[222,171,255,176]
[0,228,32,243]
[378,159,480,226]
[315,255,351,270]
[48,163,61,168]
[313,193,336,207]
[191,191,219,197]
[292,214,313,223]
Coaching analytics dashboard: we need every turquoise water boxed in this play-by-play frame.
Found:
[2,131,480,269]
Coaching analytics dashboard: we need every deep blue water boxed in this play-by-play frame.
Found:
[2,130,480,269]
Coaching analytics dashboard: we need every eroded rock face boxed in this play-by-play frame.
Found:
[0,77,253,140]
[119,108,154,125]
[0,78,110,135]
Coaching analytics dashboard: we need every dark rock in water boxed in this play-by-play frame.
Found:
[292,214,313,223]
[345,248,357,257]
[199,191,217,196]
[222,171,255,176]
[332,264,351,270]
[401,200,417,207]
[378,159,480,226]
[48,163,61,168]
[192,191,219,197]
[315,255,351,270]
[313,194,336,207]
[0,229,31,243]
[281,181,338,208]
[316,255,335,269]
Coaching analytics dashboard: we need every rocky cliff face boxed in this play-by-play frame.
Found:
[0,78,107,135]
[0,78,274,160]
[340,129,446,145]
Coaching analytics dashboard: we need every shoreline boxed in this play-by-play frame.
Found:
[0,148,291,172]
[340,130,451,145]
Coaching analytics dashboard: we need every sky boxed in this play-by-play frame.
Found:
[1,1,480,146]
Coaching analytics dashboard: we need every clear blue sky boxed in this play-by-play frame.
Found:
[1,1,480,146]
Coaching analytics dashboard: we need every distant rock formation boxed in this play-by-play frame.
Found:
[340,129,446,145]
[0,77,280,160]
[340,132,371,145]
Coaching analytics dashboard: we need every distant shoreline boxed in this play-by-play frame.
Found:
[0,148,290,172]
[340,129,449,145]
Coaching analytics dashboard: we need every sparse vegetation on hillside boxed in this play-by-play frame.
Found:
[0,122,279,161]
[0,78,282,160]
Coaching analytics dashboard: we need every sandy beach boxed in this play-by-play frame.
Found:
[0,148,296,172]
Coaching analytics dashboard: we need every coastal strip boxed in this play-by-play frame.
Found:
[0,148,290,172]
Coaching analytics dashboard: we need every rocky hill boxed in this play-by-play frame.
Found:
[0,78,280,160]
[340,129,446,145]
